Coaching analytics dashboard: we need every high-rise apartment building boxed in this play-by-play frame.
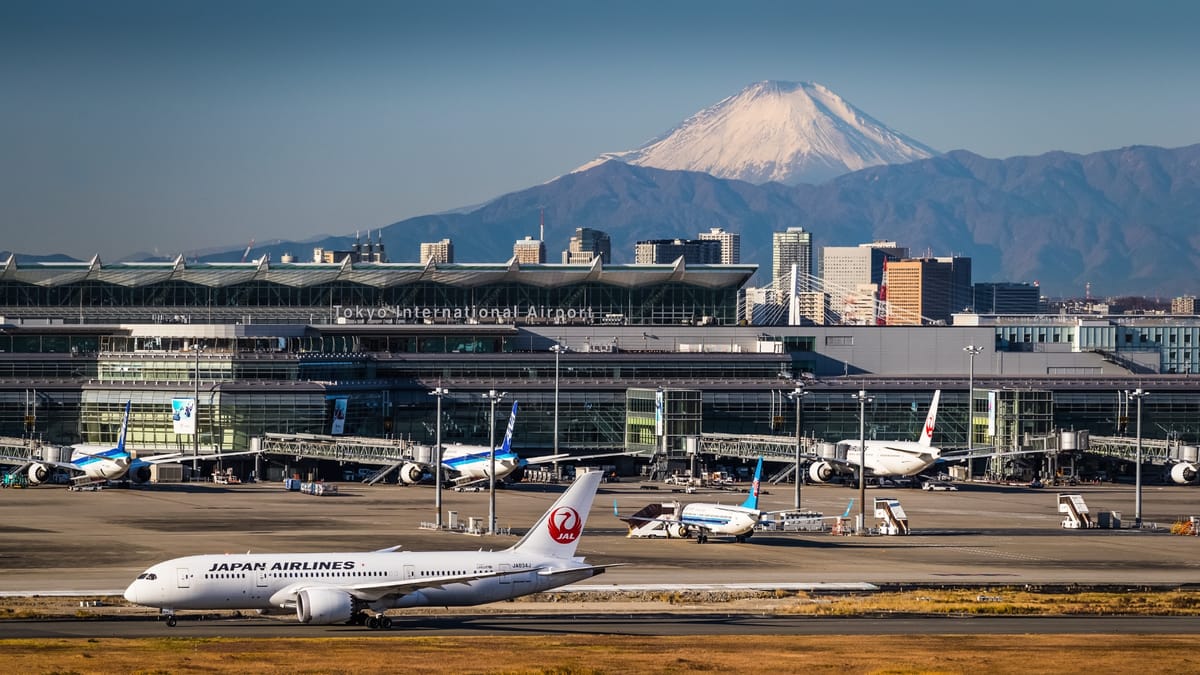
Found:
[634,239,722,265]
[419,238,454,264]
[513,236,546,264]
[562,228,612,264]
[698,227,740,264]
[772,227,813,291]
[974,282,1041,314]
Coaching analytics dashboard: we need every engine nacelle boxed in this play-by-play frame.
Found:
[1170,462,1198,485]
[809,461,837,483]
[27,463,52,485]
[295,588,355,625]
[667,522,691,538]
[398,463,425,485]
[128,464,152,484]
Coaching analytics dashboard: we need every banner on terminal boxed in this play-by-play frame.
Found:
[171,398,196,435]
[331,397,348,435]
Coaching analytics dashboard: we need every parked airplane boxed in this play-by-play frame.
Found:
[0,401,242,487]
[807,391,944,483]
[614,458,767,543]
[124,470,612,628]
[396,401,617,486]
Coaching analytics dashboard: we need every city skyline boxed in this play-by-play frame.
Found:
[3,1,1198,260]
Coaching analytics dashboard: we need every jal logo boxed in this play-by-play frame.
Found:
[924,421,935,436]
[546,506,582,543]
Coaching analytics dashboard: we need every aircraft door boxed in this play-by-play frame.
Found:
[176,568,191,589]
[404,564,416,579]
[256,570,268,587]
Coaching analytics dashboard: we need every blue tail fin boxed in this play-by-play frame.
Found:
[740,457,764,510]
[116,401,131,455]
[499,401,518,455]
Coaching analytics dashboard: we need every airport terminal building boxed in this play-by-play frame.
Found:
[3,257,1200,480]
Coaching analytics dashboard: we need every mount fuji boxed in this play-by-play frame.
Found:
[574,80,939,185]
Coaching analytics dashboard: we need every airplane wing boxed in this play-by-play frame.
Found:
[763,499,855,520]
[275,568,540,605]
[137,450,260,464]
[522,450,637,466]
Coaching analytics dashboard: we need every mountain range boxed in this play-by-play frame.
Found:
[8,81,1200,297]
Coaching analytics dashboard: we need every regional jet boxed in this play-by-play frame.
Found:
[614,457,768,543]
[124,470,614,628]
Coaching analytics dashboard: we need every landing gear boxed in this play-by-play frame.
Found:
[696,533,709,544]
[166,615,177,627]
[364,613,392,630]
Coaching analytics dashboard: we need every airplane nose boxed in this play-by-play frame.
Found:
[123,583,139,604]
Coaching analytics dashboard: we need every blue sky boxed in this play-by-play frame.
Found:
[2,0,1198,260]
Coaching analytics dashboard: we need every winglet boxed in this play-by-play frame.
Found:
[739,457,764,510]
[612,499,620,517]
[918,391,940,448]
[508,470,602,558]
[841,498,855,519]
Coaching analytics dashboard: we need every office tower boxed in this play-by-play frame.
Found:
[562,228,611,264]
[699,227,740,264]
[420,238,454,264]
[820,242,907,325]
[884,258,956,325]
[772,227,813,291]
[973,282,1042,314]
[634,239,722,265]
[513,235,546,264]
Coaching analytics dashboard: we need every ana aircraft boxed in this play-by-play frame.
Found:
[124,470,613,628]
[615,457,767,543]
[0,401,242,487]
[396,401,614,486]
[807,391,944,483]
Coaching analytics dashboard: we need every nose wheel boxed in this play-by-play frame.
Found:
[165,615,177,627]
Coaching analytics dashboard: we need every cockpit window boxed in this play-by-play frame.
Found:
[136,573,157,580]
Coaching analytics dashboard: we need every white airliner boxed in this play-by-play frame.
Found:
[124,470,612,628]
[807,391,943,483]
[395,401,618,486]
[0,401,241,487]
[615,458,767,543]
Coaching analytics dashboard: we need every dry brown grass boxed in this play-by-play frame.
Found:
[0,635,1197,674]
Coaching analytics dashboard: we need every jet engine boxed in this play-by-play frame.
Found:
[295,588,355,625]
[397,463,425,485]
[808,461,837,483]
[128,464,152,484]
[27,463,52,485]
[667,522,691,538]
[1170,462,1198,485]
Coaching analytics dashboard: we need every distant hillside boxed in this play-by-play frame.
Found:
[105,143,1200,297]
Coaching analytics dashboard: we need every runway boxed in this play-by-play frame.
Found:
[7,613,1200,639]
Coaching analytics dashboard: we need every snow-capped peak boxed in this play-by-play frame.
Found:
[574,80,938,185]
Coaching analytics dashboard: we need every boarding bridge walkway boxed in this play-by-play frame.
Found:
[0,436,53,462]
[1085,436,1181,465]
[699,433,819,463]
[255,433,427,466]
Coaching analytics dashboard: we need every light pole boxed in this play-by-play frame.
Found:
[192,342,202,476]
[430,387,449,529]
[482,389,506,535]
[963,345,983,462]
[1128,388,1148,527]
[851,389,873,535]
[550,343,567,479]
[786,385,808,510]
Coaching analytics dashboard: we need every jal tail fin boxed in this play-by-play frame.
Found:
[116,400,132,456]
[918,390,941,448]
[499,401,518,456]
[740,457,764,510]
[508,470,602,558]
